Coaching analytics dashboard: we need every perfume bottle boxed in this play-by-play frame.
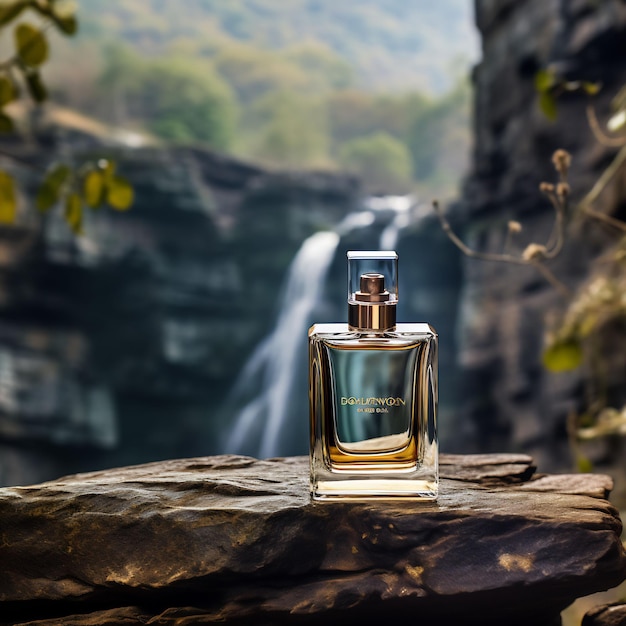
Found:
[309,250,438,500]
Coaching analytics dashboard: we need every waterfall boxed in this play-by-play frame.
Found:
[222,196,414,459]
[370,195,414,250]
[223,230,341,458]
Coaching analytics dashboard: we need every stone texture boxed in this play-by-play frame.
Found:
[0,138,359,486]
[0,454,624,625]
[583,603,626,626]
[458,0,626,470]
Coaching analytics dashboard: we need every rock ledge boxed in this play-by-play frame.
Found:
[0,454,624,625]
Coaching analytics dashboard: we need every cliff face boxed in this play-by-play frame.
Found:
[458,0,626,469]
[0,139,359,485]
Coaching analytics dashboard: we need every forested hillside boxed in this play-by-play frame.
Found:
[42,0,478,195]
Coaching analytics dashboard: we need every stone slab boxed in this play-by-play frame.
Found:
[0,454,624,625]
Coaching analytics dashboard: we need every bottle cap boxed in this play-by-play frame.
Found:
[347,251,398,305]
[347,251,398,331]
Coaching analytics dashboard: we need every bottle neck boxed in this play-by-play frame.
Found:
[348,302,396,332]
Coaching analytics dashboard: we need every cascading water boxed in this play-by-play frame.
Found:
[222,198,414,459]
[371,195,414,250]
[223,230,340,458]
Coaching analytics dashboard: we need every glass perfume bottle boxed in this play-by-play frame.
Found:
[309,250,438,500]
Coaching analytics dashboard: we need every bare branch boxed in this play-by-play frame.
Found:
[528,260,573,297]
[432,200,528,266]
[577,143,626,215]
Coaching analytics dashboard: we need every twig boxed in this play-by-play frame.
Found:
[432,200,572,296]
[433,201,528,266]
[529,259,572,297]
[582,205,626,232]
[577,143,626,214]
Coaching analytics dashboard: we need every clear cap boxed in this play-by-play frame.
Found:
[347,251,398,305]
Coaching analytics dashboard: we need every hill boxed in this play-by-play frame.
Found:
[37,0,478,195]
[75,0,479,94]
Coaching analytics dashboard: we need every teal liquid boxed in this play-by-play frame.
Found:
[323,343,422,452]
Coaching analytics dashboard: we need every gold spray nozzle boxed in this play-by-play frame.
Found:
[355,273,390,302]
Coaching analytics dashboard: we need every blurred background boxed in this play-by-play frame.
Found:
[1,0,626,502]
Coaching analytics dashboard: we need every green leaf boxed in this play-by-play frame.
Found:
[83,170,104,207]
[542,339,584,372]
[106,176,134,211]
[539,91,558,121]
[0,112,14,133]
[0,170,17,224]
[0,75,16,106]
[36,163,70,211]
[534,69,555,93]
[582,81,601,96]
[15,23,48,67]
[576,456,593,473]
[24,70,47,102]
[64,192,82,234]
[52,13,76,34]
[0,1,30,26]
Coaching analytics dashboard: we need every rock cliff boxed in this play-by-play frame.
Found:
[457,0,626,470]
[0,137,359,485]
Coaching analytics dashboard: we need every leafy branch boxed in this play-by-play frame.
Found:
[436,73,626,469]
[0,0,134,232]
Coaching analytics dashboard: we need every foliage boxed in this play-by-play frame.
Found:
[338,132,413,190]
[534,67,601,121]
[76,0,478,94]
[545,247,626,372]
[100,50,237,149]
[213,41,353,103]
[243,90,330,168]
[0,0,134,231]
[35,1,473,194]
[408,80,471,183]
[437,79,626,469]
[327,90,429,145]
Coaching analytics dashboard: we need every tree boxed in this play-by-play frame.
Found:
[338,132,413,191]
[408,79,471,183]
[328,90,428,145]
[244,90,330,168]
[213,43,310,104]
[100,52,238,150]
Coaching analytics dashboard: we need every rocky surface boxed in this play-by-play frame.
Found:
[583,603,626,626]
[457,0,626,469]
[0,454,624,625]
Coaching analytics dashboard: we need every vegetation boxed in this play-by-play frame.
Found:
[100,51,237,149]
[38,1,476,197]
[339,132,413,191]
[434,81,626,471]
[0,0,476,224]
[0,0,134,232]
